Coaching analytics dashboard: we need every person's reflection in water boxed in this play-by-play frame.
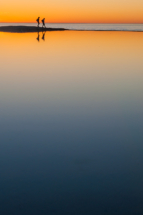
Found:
[36,32,40,42]
[42,32,46,41]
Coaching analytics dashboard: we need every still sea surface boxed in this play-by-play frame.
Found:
[0,24,143,215]
[1,23,143,31]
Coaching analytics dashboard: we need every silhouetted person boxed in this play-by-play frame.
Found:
[36,17,40,27]
[36,32,40,42]
[41,18,46,28]
[42,32,45,41]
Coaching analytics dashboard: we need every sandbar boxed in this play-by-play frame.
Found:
[0,26,67,33]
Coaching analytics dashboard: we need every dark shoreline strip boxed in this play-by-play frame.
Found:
[0,26,67,33]
[0,26,143,33]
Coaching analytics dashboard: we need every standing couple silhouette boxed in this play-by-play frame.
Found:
[36,17,45,28]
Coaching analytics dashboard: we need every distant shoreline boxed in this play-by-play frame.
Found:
[0,25,143,33]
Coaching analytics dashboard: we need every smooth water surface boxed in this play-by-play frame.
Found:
[0,30,143,214]
[1,23,143,31]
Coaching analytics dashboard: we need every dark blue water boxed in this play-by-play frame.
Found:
[1,113,143,214]
[0,30,143,214]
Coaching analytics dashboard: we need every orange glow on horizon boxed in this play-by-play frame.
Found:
[0,0,143,23]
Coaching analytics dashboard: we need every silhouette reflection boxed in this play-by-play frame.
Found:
[42,32,46,41]
[36,32,40,42]
[36,32,46,42]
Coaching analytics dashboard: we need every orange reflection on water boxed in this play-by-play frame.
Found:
[0,31,143,109]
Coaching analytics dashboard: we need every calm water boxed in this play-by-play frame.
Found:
[1,23,143,31]
[0,29,143,214]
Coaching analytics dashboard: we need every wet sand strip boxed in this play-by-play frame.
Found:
[0,26,67,33]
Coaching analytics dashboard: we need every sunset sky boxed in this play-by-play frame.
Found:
[0,0,143,23]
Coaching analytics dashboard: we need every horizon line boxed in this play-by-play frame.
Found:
[0,22,143,24]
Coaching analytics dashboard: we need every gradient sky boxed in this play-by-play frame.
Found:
[0,0,143,23]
